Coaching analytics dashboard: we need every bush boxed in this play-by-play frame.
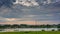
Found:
[42,30,45,31]
[58,29,60,31]
[52,29,55,31]
[0,29,2,31]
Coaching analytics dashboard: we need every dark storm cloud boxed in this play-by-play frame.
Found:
[0,0,15,7]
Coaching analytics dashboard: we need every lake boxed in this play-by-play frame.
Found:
[0,28,59,32]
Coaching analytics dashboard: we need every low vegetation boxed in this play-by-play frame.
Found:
[0,31,60,34]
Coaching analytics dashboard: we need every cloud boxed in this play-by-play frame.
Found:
[0,5,60,21]
[0,0,60,24]
[0,0,15,7]
[0,20,60,25]
[13,0,39,7]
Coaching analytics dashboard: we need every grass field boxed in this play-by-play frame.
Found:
[0,31,60,34]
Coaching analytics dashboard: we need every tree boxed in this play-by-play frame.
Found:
[20,24,28,28]
[57,24,60,28]
[11,24,19,28]
[3,24,11,28]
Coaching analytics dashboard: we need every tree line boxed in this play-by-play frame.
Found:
[0,24,60,29]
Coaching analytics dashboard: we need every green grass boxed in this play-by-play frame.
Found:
[0,31,60,34]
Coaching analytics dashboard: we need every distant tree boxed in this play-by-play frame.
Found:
[0,25,3,29]
[52,24,57,28]
[40,24,46,28]
[46,24,51,28]
[20,24,28,28]
[57,24,60,28]
[3,24,11,28]
[11,24,19,28]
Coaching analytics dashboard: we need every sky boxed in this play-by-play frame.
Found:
[0,0,60,25]
[57,0,60,2]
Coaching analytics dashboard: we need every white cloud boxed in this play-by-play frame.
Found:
[13,0,39,7]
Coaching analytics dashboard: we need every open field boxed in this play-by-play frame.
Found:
[0,31,60,34]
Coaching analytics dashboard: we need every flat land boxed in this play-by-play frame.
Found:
[0,31,60,34]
